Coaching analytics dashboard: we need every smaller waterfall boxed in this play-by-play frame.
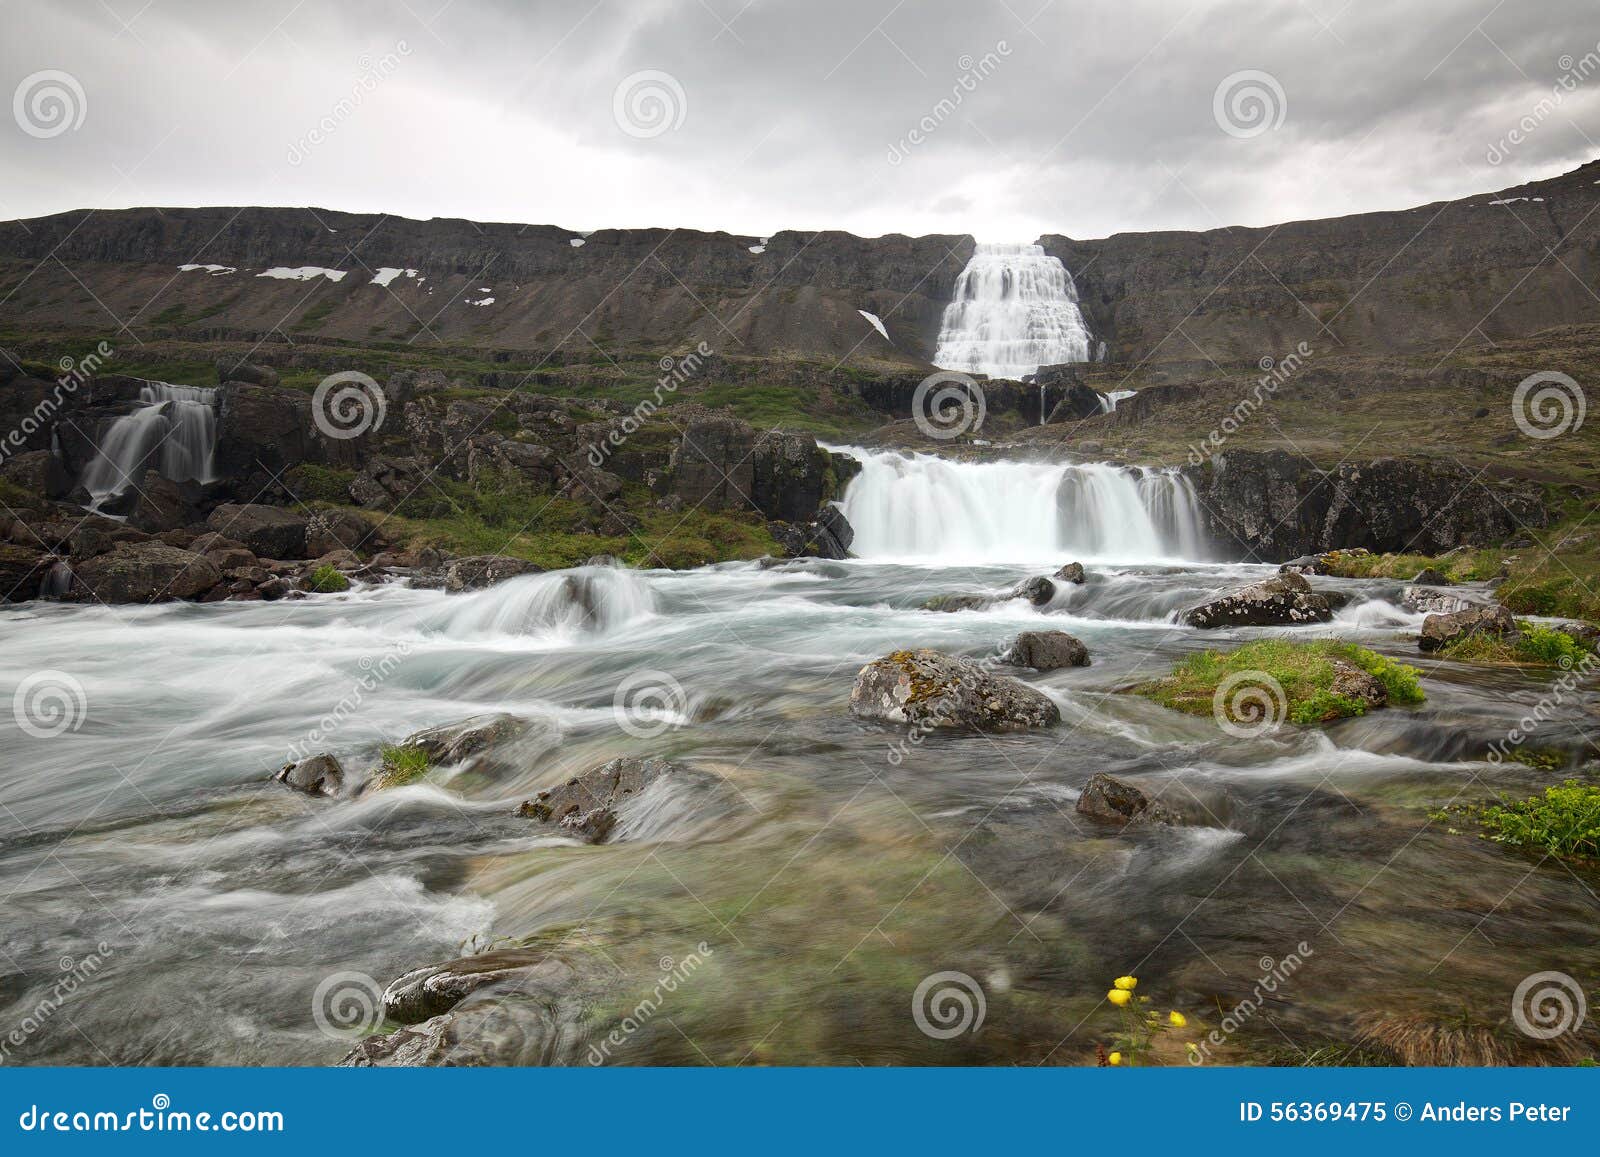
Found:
[830,446,1208,564]
[419,566,658,640]
[933,243,1092,380]
[79,383,218,508]
[1098,390,1137,413]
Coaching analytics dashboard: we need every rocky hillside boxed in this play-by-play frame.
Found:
[3,161,1598,371]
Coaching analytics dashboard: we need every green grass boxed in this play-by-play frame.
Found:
[1441,780,1600,861]
[304,564,350,593]
[1315,548,1502,582]
[371,743,431,790]
[284,464,357,503]
[1439,623,1590,667]
[1136,639,1425,727]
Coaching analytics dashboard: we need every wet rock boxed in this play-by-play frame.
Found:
[515,755,682,843]
[1076,773,1178,826]
[1329,660,1387,711]
[1004,630,1089,670]
[274,753,344,797]
[379,954,550,1024]
[1182,572,1333,629]
[0,544,58,602]
[920,592,995,613]
[402,713,529,769]
[1412,567,1451,586]
[129,471,210,533]
[1055,561,1086,584]
[768,505,854,560]
[207,503,308,559]
[0,449,69,498]
[444,555,544,592]
[1400,586,1477,615]
[1011,576,1056,605]
[1419,604,1517,652]
[1278,554,1324,575]
[849,648,1061,731]
[72,541,221,603]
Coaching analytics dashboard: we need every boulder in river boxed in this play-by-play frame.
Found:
[1329,660,1387,712]
[1004,630,1090,670]
[1182,572,1334,629]
[1054,561,1086,584]
[72,541,221,603]
[849,648,1061,731]
[1076,773,1178,826]
[1011,576,1056,605]
[443,555,544,592]
[403,713,530,769]
[515,755,682,843]
[1400,585,1477,615]
[920,592,995,613]
[1419,604,1517,652]
[274,753,345,797]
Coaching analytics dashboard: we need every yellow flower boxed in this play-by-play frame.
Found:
[1108,1051,1122,1066]
[1106,988,1132,1007]
[1113,976,1138,991]
[1169,1011,1188,1027]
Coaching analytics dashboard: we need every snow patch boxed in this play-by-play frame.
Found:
[257,266,348,282]
[371,267,420,287]
[858,310,889,341]
[467,296,495,307]
[569,238,586,247]
[178,263,236,276]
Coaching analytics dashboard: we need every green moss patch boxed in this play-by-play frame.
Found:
[1135,639,1425,727]
[304,564,350,593]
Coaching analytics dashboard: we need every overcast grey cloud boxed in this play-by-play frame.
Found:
[2,0,1598,240]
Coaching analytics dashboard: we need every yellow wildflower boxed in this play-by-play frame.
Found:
[1169,1011,1188,1027]
[1108,1051,1122,1066]
[1113,976,1137,991]
[1106,988,1132,1007]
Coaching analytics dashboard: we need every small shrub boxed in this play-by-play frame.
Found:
[1466,780,1600,860]
[305,564,350,593]
[1440,624,1589,667]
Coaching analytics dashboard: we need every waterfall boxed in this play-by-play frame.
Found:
[933,242,1093,381]
[830,446,1207,564]
[79,382,218,507]
[1099,389,1137,413]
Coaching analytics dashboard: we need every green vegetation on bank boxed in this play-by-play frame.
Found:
[1438,623,1590,667]
[1136,639,1425,726]
[1314,548,1501,582]
[1434,780,1600,861]
[304,564,350,593]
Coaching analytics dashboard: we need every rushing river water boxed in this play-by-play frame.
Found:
[3,442,1598,1065]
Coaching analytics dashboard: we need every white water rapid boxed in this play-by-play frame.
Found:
[831,446,1208,564]
[932,242,1093,380]
[79,382,219,506]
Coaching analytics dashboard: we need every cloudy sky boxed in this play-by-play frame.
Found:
[3,0,1598,241]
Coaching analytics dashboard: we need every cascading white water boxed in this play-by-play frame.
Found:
[418,566,658,640]
[933,242,1093,381]
[831,446,1207,564]
[79,382,218,506]
[1098,389,1136,413]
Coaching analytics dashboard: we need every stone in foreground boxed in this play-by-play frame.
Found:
[1076,773,1178,826]
[849,648,1060,731]
[1004,630,1090,670]
[1419,604,1516,652]
[515,755,681,843]
[274,753,344,797]
[1182,572,1333,629]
